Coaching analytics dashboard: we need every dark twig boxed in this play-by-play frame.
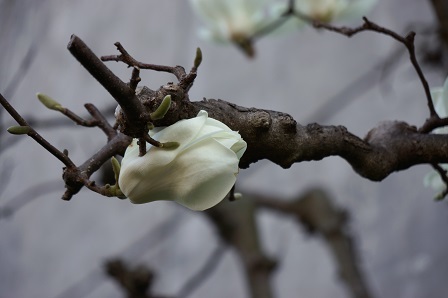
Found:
[305,46,405,123]
[143,134,162,148]
[52,103,116,140]
[57,106,99,127]
[0,104,117,152]
[431,164,448,200]
[130,67,141,92]
[101,42,187,81]
[419,116,448,133]
[228,184,237,201]
[0,93,76,168]
[84,104,117,140]
[178,48,202,92]
[206,199,276,298]
[67,35,150,138]
[301,17,436,118]
[138,137,146,157]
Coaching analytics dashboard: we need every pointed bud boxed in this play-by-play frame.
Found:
[37,93,63,111]
[7,125,31,135]
[150,95,172,120]
[161,141,180,150]
[194,48,202,68]
[111,156,121,183]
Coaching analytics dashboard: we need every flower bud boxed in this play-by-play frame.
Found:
[119,110,247,211]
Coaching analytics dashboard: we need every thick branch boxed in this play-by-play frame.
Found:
[145,94,448,181]
[206,199,276,298]
[67,35,150,137]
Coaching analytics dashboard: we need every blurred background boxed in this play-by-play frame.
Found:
[1,0,448,297]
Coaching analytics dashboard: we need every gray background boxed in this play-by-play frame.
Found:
[1,0,448,297]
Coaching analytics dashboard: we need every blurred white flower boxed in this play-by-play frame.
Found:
[295,0,377,22]
[119,110,247,211]
[423,76,448,193]
[189,0,284,56]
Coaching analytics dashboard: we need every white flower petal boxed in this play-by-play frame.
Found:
[123,138,239,210]
[119,110,247,211]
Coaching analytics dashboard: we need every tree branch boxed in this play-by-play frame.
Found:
[205,199,276,298]
[101,42,187,81]
[253,189,372,298]
[146,95,448,181]
[67,35,150,138]
[0,93,76,168]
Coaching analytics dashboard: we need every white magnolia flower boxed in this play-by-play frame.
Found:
[295,0,377,23]
[424,76,448,192]
[118,110,247,211]
[189,0,283,56]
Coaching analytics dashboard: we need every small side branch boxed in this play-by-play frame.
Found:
[431,164,448,200]
[84,104,117,140]
[206,199,276,298]
[101,42,187,81]
[67,35,150,137]
[0,93,75,168]
[304,17,436,118]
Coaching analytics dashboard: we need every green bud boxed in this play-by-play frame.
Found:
[161,141,180,150]
[150,95,171,120]
[111,156,121,183]
[37,93,63,111]
[105,184,126,198]
[194,47,202,68]
[7,125,31,135]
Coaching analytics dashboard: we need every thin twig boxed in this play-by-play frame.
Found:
[143,134,162,148]
[67,35,150,136]
[431,163,448,199]
[129,67,141,91]
[84,104,117,140]
[299,16,436,118]
[0,93,76,168]
[305,46,405,123]
[101,42,187,81]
